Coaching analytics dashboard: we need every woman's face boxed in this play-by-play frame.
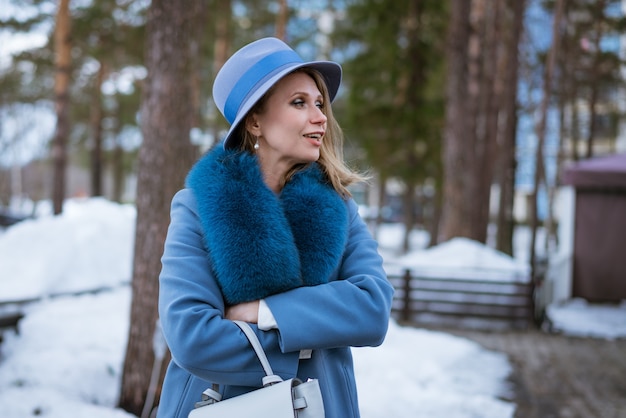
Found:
[249,71,327,169]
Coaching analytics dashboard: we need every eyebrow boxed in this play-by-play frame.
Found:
[291,91,323,100]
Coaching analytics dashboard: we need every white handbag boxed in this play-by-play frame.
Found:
[188,320,325,418]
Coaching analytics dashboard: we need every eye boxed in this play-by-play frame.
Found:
[291,98,305,107]
[316,100,325,110]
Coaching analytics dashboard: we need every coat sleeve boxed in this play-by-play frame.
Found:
[158,189,300,386]
[264,199,395,353]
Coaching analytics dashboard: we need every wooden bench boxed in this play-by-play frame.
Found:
[0,212,29,227]
[0,312,24,331]
[0,286,122,341]
[0,300,32,340]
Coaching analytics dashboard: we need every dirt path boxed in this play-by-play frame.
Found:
[435,327,626,418]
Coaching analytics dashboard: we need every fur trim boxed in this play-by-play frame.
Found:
[186,146,348,305]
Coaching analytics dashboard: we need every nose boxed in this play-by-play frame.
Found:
[311,106,327,125]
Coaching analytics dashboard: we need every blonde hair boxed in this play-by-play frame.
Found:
[237,68,366,197]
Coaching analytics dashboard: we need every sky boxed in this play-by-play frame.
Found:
[0,198,625,418]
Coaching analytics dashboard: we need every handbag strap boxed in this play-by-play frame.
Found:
[233,320,283,386]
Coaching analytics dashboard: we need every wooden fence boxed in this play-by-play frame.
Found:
[388,269,536,329]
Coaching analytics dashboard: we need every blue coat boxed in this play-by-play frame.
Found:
[157,148,394,418]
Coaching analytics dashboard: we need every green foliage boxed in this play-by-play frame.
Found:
[2,0,448,182]
[1,0,146,169]
[68,0,146,164]
[335,0,447,185]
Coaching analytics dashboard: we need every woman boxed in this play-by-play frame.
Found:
[157,37,394,418]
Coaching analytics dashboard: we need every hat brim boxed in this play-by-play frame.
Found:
[222,61,342,150]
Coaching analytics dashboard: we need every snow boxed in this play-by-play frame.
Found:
[388,237,530,282]
[0,290,134,418]
[0,198,135,302]
[0,198,624,418]
[547,298,626,340]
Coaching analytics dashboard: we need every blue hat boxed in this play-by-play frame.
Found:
[212,37,342,150]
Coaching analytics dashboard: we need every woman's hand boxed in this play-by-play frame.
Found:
[225,300,260,323]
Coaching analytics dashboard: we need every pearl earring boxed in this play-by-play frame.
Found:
[254,138,260,150]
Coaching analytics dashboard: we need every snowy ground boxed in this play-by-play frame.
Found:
[0,198,624,418]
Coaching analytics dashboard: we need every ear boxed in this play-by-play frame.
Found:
[245,114,262,136]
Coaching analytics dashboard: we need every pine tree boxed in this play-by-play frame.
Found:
[118,0,200,414]
[439,0,525,245]
[495,0,526,255]
[337,0,447,251]
[51,0,72,214]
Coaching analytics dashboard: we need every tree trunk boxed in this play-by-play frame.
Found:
[439,0,471,242]
[442,0,516,245]
[111,106,124,203]
[401,183,415,254]
[529,0,564,278]
[463,0,484,240]
[585,5,604,159]
[496,0,525,255]
[189,2,209,138]
[428,181,442,247]
[112,142,124,202]
[374,175,387,240]
[276,0,288,41]
[211,0,232,147]
[571,94,581,161]
[118,0,200,415]
[473,0,501,243]
[90,61,107,197]
[399,0,422,254]
[212,0,231,73]
[585,81,599,159]
[52,0,72,215]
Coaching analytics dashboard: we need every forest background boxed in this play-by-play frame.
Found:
[1,0,625,416]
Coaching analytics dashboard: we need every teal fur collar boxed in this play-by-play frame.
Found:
[186,146,349,305]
